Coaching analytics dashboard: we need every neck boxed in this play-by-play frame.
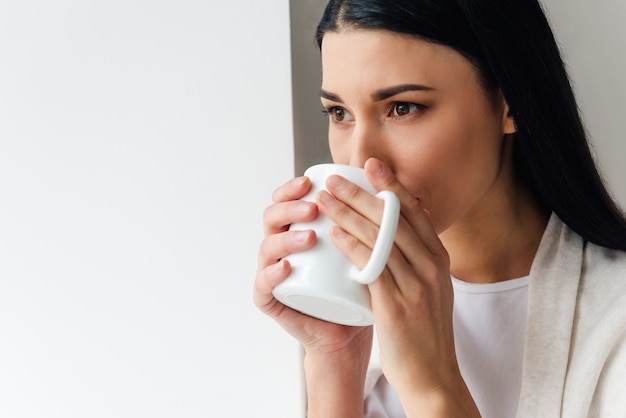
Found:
[440,182,549,284]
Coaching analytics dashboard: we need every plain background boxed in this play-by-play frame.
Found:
[0,1,302,417]
[0,0,624,417]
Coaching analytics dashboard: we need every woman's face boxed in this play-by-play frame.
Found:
[320,29,516,234]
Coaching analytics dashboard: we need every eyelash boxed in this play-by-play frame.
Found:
[320,107,336,117]
[321,102,427,123]
[321,106,345,121]
[387,102,427,118]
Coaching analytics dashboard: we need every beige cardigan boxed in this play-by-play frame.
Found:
[364,215,626,417]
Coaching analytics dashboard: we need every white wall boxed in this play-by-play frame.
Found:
[0,1,303,417]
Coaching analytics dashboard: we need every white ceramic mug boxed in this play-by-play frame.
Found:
[272,164,400,326]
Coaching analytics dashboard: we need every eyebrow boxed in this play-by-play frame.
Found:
[372,84,434,101]
[320,89,343,103]
[320,83,434,103]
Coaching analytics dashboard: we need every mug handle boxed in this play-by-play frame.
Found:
[349,190,400,284]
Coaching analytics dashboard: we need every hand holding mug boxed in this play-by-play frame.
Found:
[273,163,400,326]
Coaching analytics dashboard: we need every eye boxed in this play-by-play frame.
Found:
[322,106,353,123]
[389,102,424,117]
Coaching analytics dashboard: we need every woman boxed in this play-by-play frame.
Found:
[254,0,626,416]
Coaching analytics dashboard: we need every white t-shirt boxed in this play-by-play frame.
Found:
[364,275,530,418]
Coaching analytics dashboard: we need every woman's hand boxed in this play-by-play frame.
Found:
[253,175,372,354]
[253,175,373,417]
[317,158,480,416]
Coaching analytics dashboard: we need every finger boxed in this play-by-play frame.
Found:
[272,176,312,203]
[328,225,374,271]
[253,259,310,324]
[324,173,383,226]
[323,193,433,294]
[323,160,447,293]
[316,188,383,252]
[364,158,446,257]
[253,259,291,312]
[257,229,316,271]
[322,167,433,265]
[263,200,318,236]
[368,248,422,316]
[328,225,414,296]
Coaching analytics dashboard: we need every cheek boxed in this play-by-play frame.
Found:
[396,117,505,230]
[390,131,457,203]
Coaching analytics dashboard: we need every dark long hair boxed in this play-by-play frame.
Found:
[316,0,626,251]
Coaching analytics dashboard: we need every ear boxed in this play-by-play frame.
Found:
[501,99,517,135]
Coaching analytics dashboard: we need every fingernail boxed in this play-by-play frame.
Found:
[316,190,334,206]
[326,174,345,189]
[330,226,348,240]
[294,230,312,244]
[368,158,385,176]
[297,201,313,215]
[269,259,286,274]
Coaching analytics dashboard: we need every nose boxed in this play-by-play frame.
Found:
[348,121,385,168]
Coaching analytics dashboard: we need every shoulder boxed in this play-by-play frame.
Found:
[584,241,626,274]
[578,244,626,414]
[580,241,626,302]
[549,218,626,339]
[546,214,626,305]
[574,241,626,348]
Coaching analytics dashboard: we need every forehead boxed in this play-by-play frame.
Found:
[320,29,479,93]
